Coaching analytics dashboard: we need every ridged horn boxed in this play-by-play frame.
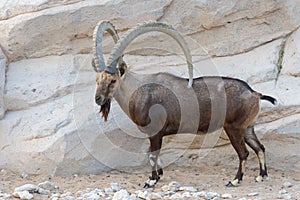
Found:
[92,20,122,73]
[106,21,193,87]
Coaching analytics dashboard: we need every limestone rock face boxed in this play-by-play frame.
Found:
[0,0,299,61]
[0,0,300,175]
[282,28,300,77]
[0,47,6,119]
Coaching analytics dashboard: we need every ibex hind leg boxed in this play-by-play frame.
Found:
[144,135,163,188]
[245,126,268,182]
[224,127,249,187]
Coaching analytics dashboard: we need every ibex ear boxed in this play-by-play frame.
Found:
[118,56,127,76]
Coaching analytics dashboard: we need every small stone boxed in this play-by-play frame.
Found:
[137,190,148,199]
[182,192,192,198]
[281,193,293,200]
[76,191,84,197]
[21,172,29,179]
[279,189,288,195]
[60,192,75,200]
[61,192,73,197]
[38,181,58,191]
[193,191,207,198]
[149,192,162,199]
[129,194,137,200]
[283,181,293,188]
[222,193,233,199]
[105,188,114,195]
[92,189,105,197]
[82,192,100,200]
[170,193,182,199]
[2,194,11,199]
[112,189,130,200]
[207,192,220,199]
[37,188,51,195]
[179,186,197,192]
[14,184,39,193]
[0,191,11,199]
[111,183,121,192]
[61,196,75,200]
[161,185,170,192]
[238,198,248,200]
[168,181,181,192]
[50,193,60,198]
[247,192,259,197]
[13,191,33,200]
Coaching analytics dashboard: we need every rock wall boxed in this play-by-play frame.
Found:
[0,0,300,175]
[0,48,6,119]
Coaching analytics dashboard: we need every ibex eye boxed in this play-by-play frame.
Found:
[111,80,117,84]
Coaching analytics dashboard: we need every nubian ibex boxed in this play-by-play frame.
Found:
[92,21,276,188]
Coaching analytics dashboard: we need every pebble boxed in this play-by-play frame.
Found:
[50,193,60,198]
[105,187,114,195]
[193,191,207,198]
[207,191,220,199]
[279,189,288,195]
[21,172,29,179]
[0,191,11,199]
[61,196,75,200]
[170,193,182,199]
[283,181,294,188]
[14,184,40,193]
[168,181,181,192]
[182,191,192,198]
[112,189,130,200]
[179,186,197,192]
[148,192,163,199]
[278,189,293,200]
[111,183,121,192]
[38,181,58,191]
[12,191,33,200]
[82,192,100,200]
[281,193,293,200]
[161,185,170,192]
[221,193,233,199]
[247,192,259,197]
[60,192,75,200]
[137,190,149,199]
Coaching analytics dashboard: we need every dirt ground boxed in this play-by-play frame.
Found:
[1,163,300,199]
[0,133,299,199]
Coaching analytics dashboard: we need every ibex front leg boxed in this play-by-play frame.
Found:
[144,134,163,188]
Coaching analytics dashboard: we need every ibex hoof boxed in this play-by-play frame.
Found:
[226,179,239,187]
[143,179,157,189]
[255,175,268,182]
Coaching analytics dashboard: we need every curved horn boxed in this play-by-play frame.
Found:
[92,20,123,73]
[106,21,193,87]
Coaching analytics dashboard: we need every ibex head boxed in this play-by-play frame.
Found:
[92,21,126,121]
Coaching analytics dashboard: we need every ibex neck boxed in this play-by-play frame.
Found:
[113,72,144,118]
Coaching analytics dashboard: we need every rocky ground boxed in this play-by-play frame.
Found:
[1,164,299,200]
